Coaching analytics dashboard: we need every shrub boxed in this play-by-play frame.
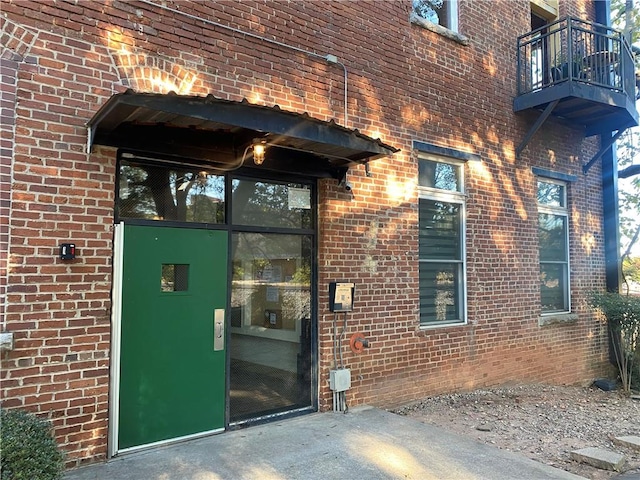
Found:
[589,292,640,393]
[0,409,64,480]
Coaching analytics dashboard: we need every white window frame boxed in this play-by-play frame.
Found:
[418,153,467,328]
[445,0,459,33]
[537,178,571,315]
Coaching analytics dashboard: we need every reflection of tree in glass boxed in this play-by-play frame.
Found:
[537,181,563,206]
[119,165,157,218]
[186,174,225,223]
[119,162,224,223]
[283,288,311,323]
[291,264,311,285]
[435,270,454,321]
[435,165,457,191]
[419,160,458,191]
[413,0,443,24]
[426,201,458,235]
[249,182,286,215]
[232,180,311,229]
[432,201,458,227]
[420,199,461,263]
[231,233,312,329]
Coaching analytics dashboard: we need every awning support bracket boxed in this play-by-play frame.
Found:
[582,128,627,175]
[516,100,559,157]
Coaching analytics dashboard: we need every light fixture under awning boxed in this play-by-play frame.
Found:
[86,90,399,178]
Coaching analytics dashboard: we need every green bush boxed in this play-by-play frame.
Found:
[589,292,640,393]
[0,409,64,480]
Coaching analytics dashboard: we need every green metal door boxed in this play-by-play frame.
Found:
[118,224,227,450]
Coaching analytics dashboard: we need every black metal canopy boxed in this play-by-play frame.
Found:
[87,90,399,178]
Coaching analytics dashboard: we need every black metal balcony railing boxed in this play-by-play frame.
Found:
[514,17,638,144]
[517,17,635,98]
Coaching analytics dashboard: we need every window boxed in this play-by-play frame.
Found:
[117,155,225,224]
[418,155,466,326]
[231,179,312,229]
[161,264,189,292]
[537,179,570,313]
[413,0,458,32]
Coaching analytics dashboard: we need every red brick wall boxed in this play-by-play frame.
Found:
[1,0,611,466]
[1,6,120,464]
[1,16,35,365]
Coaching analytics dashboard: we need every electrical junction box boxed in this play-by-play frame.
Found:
[329,368,351,392]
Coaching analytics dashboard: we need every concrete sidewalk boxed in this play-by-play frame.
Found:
[65,406,585,480]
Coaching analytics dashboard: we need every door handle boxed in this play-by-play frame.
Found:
[213,309,225,351]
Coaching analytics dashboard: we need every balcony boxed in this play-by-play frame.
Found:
[514,17,638,153]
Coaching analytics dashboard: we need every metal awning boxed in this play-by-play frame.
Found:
[87,90,399,178]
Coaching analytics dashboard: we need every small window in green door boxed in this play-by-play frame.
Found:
[161,264,189,292]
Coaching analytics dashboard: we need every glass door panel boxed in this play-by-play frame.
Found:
[229,232,312,422]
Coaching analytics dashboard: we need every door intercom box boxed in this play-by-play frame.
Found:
[329,282,355,312]
[59,243,76,260]
[264,309,282,329]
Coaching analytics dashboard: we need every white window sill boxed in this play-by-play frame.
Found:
[538,313,578,327]
[419,320,467,330]
[409,12,469,46]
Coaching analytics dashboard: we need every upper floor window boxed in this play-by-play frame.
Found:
[418,154,466,327]
[537,179,570,314]
[413,0,458,32]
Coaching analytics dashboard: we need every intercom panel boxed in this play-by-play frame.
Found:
[329,282,355,312]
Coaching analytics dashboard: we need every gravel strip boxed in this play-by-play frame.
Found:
[392,384,640,480]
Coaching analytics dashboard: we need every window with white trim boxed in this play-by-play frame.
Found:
[418,155,466,326]
[537,179,570,314]
[413,0,459,32]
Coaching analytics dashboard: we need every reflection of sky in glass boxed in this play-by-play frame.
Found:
[182,173,224,203]
[413,0,442,24]
[120,167,224,206]
[118,163,225,222]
